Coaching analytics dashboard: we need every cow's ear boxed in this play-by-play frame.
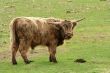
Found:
[71,20,77,26]
[72,21,77,26]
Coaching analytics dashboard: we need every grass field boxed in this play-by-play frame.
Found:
[0,0,110,73]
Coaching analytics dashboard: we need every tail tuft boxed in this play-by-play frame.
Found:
[10,18,19,46]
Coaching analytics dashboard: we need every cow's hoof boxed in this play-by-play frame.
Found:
[25,60,33,64]
[53,60,58,63]
[25,61,30,64]
[49,59,52,62]
[49,60,52,62]
[12,62,17,65]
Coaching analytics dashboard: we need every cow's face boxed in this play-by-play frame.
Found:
[61,20,77,39]
[48,19,78,39]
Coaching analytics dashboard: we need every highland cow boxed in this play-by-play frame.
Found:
[10,17,84,65]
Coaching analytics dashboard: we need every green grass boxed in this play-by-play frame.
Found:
[0,0,110,73]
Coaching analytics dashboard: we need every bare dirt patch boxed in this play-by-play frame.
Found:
[0,50,11,61]
[0,47,48,61]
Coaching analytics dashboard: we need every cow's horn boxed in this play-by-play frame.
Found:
[75,18,85,22]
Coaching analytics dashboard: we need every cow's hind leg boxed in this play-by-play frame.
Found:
[11,42,19,65]
[48,46,57,63]
[19,39,31,64]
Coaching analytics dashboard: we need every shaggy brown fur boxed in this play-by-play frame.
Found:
[10,17,84,65]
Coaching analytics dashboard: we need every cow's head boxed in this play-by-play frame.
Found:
[48,18,85,39]
[55,20,74,39]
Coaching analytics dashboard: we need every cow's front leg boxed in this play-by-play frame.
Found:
[48,46,57,63]
[19,39,31,64]
[49,55,52,62]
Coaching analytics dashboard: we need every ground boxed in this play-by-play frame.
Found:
[0,0,110,73]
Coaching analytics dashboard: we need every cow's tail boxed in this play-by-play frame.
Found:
[10,18,19,47]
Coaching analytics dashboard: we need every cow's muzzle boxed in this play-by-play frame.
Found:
[65,33,73,39]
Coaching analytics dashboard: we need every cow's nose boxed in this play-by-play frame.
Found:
[66,33,73,36]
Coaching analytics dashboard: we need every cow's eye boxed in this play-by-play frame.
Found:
[63,24,65,27]
[72,26,74,29]
[63,24,68,28]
